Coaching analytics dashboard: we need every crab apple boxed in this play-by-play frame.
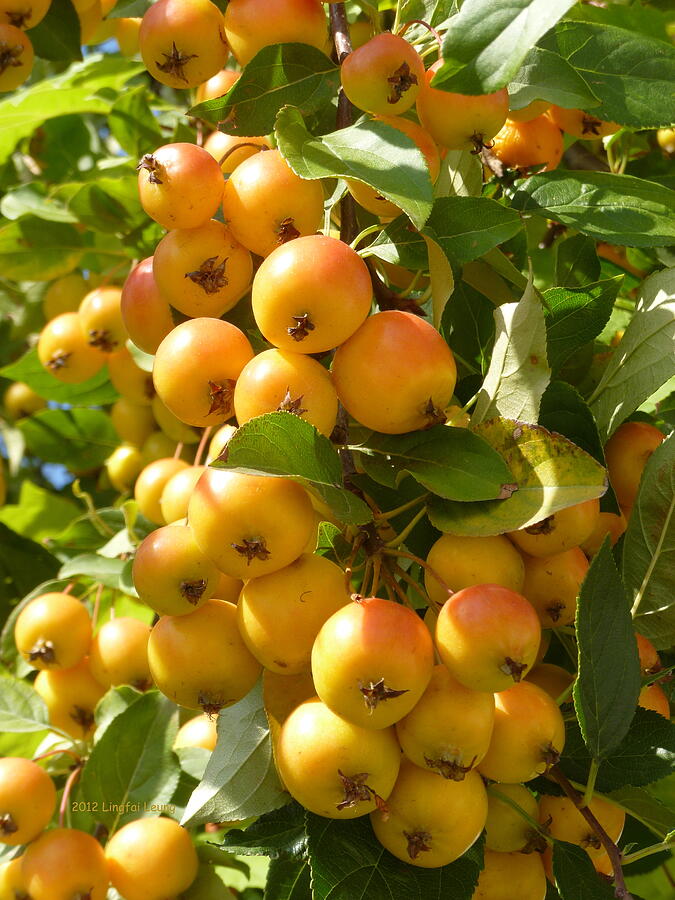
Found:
[478,681,566,783]
[153,317,254,428]
[547,105,619,140]
[237,553,350,674]
[472,849,546,900]
[347,115,440,218]
[580,509,627,557]
[34,657,106,739]
[521,547,589,628]
[275,697,401,819]
[78,285,126,354]
[416,61,509,150]
[0,0,50,29]
[639,683,670,718]
[120,257,175,355]
[485,784,543,853]
[204,129,271,175]
[332,310,457,434]
[234,349,339,436]
[525,663,574,701]
[395,665,495,780]
[148,599,261,713]
[490,115,563,172]
[263,668,316,754]
[539,795,624,860]
[223,0,327,66]
[14,592,91,671]
[141,431,185,465]
[151,395,200,444]
[42,272,88,321]
[0,856,26,899]
[139,0,228,90]
[195,67,238,103]
[341,33,424,116]
[207,423,237,463]
[174,712,218,751]
[425,534,525,607]
[2,381,45,420]
[371,760,487,868]
[111,398,155,447]
[0,24,33,91]
[188,468,315,579]
[106,817,198,900]
[252,235,371,354]
[106,438,144,489]
[107,346,154,405]
[134,456,190,524]
[636,632,661,674]
[604,421,665,510]
[0,758,56,846]
[311,596,434,729]
[89,616,152,690]
[211,570,243,604]
[159,464,205,523]
[508,99,551,122]
[133,523,222,616]
[116,16,141,56]
[138,142,224,231]
[153,220,252,319]
[221,149,324,257]
[37,312,105,383]
[507,498,600,557]
[435,584,541,693]
[22,828,109,900]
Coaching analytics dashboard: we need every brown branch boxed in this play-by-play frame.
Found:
[548,766,633,900]
[329,3,358,244]
[366,258,426,316]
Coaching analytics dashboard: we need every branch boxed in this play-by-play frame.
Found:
[329,3,357,244]
[548,766,633,900]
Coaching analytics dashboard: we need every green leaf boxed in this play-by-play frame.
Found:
[75,691,180,832]
[559,710,675,791]
[573,539,641,759]
[440,279,495,376]
[472,276,550,425]
[434,149,483,199]
[427,418,607,536]
[607,786,675,840]
[361,426,515,501]
[175,747,212,783]
[19,408,120,471]
[182,681,288,827]
[66,174,146,235]
[507,47,599,112]
[538,381,619,515]
[265,857,311,900]
[28,0,82,63]
[367,197,523,270]
[542,21,675,129]
[433,0,576,94]
[511,172,675,249]
[0,481,79,544]
[0,676,49,733]
[58,554,127,591]
[0,55,144,166]
[275,107,433,230]
[555,234,601,289]
[624,436,675,650]
[220,803,307,858]
[588,268,675,442]
[544,278,622,374]
[552,841,616,900]
[0,522,60,608]
[108,0,152,16]
[0,218,84,281]
[0,348,118,406]
[0,185,78,223]
[307,814,484,900]
[109,87,163,158]
[213,413,372,526]
[190,43,339,135]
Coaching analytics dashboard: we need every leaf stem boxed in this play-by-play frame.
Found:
[384,506,427,548]
[487,785,553,846]
[548,766,633,900]
[583,758,600,808]
[621,840,675,867]
[381,547,453,603]
[58,764,83,829]
[374,493,428,522]
[349,223,385,250]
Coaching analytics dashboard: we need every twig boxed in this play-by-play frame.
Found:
[193,426,212,467]
[58,765,83,828]
[329,3,358,245]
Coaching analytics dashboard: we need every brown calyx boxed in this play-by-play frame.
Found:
[131,676,152,692]
[336,769,385,812]
[47,352,71,371]
[581,115,603,136]
[137,153,164,185]
[403,829,432,860]
[546,601,566,623]
[74,892,94,900]
[424,754,476,782]
[5,11,30,27]
[185,256,229,294]
[387,61,418,104]
[525,515,554,535]
[206,378,236,417]
[500,656,528,682]
[0,812,18,836]
[287,313,315,343]
[28,639,56,665]
[198,693,228,717]
[422,396,446,428]
[581,831,602,851]
[359,677,408,712]
[522,828,549,854]
[277,388,308,417]
[143,376,155,401]
[179,578,208,605]
[88,329,118,353]
[0,39,24,75]
[540,742,561,770]
[276,217,301,244]
[231,537,271,564]
[155,41,198,84]
[70,705,95,733]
